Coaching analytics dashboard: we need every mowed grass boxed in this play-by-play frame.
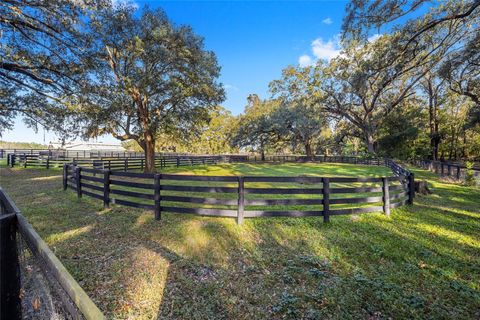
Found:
[0,163,479,319]
[161,162,393,177]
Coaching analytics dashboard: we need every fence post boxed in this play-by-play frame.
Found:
[176,157,180,167]
[447,164,452,177]
[125,158,128,172]
[382,177,390,216]
[407,173,415,205]
[0,213,21,319]
[23,153,27,168]
[456,166,461,180]
[63,164,68,190]
[154,174,161,220]
[75,166,82,198]
[322,178,330,223]
[46,156,50,169]
[103,169,110,209]
[237,176,245,225]
[441,163,444,176]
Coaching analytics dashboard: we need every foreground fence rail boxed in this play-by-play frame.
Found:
[63,157,414,224]
[0,188,104,319]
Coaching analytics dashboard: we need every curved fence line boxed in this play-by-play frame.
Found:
[63,158,414,224]
[8,152,394,171]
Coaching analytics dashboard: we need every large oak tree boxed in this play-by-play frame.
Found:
[82,6,225,172]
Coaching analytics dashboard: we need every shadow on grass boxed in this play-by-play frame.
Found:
[1,166,479,319]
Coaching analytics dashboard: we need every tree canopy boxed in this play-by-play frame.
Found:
[2,0,480,164]
[0,0,107,137]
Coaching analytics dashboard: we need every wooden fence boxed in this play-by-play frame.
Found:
[63,158,413,224]
[413,159,480,180]
[8,152,389,171]
[230,154,384,165]
[0,148,196,159]
[7,153,222,170]
[0,188,104,319]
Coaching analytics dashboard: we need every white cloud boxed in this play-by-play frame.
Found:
[224,84,239,91]
[311,37,341,61]
[297,35,342,67]
[111,0,139,9]
[298,55,314,67]
[367,33,382,43]
[322,17,333,25]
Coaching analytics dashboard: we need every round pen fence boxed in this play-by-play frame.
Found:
[63,159,414,224]
[9,151,397,171]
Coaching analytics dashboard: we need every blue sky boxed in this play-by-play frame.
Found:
[6,0,348,143]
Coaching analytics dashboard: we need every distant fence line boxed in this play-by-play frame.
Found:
[7,153,224,170]
[412,159,480,180]
[0,148,198,160]
[62,157,414,224]
[0,188,104,319]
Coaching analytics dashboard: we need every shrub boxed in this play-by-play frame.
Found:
[465,161,476,186]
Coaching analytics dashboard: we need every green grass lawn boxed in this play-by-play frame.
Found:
[161,162,393,177]
[0,163,479,319]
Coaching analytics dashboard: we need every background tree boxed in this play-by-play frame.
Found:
[189,106,238,154]
[419,72,446,160]
[231,95,282,159]
[439,32,480,127]
[376,97,430,160]
[82,6,225,172]
[269,65,327,157]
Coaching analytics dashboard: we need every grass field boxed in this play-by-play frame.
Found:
[0,163,479,319]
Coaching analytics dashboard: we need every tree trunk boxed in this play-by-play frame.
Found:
[429,95,440,161]
[365,132,376,154]
[305,142,313,158]
[143,132,156,173]
[425,76,442,161]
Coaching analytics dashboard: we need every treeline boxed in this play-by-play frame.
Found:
[1,1,479,172]
[121,1,480,161]
[228,1,480,161]
[0,141,47,150]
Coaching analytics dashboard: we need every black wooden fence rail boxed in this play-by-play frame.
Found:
[9,152,390,171]
[412,159,480,180]
[233,154,385,165]
[63,159,413,224]
[8,153,223,170]
[0,188,104,319]
[1,148,197,159]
